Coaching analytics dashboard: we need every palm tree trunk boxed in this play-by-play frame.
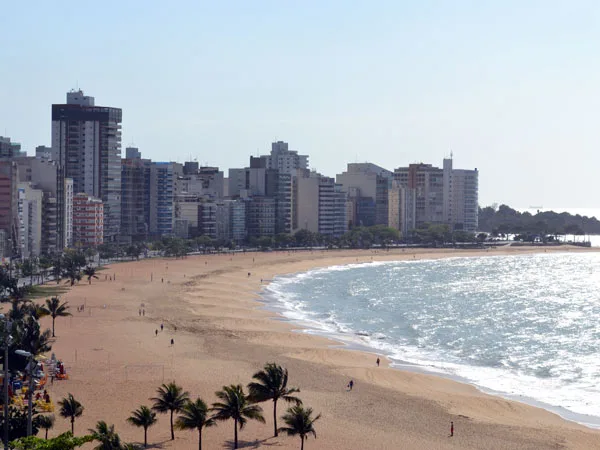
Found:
[52,317,55,337]
[170,410,175,440]
[234,418,238,449]
[71,417,74,434]
[45,428,48,439]
[144,427,148,447]
[273,399,278,437]
[198,428,202,450]
[300,436,304,450]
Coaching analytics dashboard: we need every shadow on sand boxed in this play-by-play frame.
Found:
[223,436,283,448]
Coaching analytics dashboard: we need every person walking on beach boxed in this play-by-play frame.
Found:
[376,357,380,367]
[347,380,354,391]
[170,338,174,346]
[155,329,158,337]
[160,323,164,331]
[450,421,454,437]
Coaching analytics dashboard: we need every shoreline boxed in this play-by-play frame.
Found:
[38,246,600,449]
[257,251,600,431]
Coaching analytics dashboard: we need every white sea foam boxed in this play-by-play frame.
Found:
[264,253,600,423]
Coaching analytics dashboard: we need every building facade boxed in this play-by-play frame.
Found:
[0,161,19,257]
[294,170,347,237]
[443,158,479,232]
[17,183,43,258]
[149,162,182,236]
[73,193,104,247]
[121,156,151,241]
[336,163,392,228]
[51,90,122,241]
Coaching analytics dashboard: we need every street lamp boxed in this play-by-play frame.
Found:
[14,350,42,437]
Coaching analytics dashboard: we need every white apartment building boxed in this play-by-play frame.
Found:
[265,141,308,175]
[17,183,43,258]
[443,158,479,232]
[394,158,479,233]
[294,170,347,237]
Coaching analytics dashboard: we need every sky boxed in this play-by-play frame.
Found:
[2,0,600,210]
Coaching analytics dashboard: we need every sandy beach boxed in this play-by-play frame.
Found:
[29,246,600,449]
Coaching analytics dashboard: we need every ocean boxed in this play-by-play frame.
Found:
[264,252,600,427]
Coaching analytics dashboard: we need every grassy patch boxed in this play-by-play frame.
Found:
[27,284,70,300]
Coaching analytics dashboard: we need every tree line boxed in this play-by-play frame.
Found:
[12,363,320,450]
[479,205,600,238]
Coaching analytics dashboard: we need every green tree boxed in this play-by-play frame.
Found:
[58,394,84,434]
[88,421,123,450]
[0,405,41,442]
[174,398,215,450]
[38,256,53,285]
[13,315,52,356]
[38,414,55,439]
[82,266,99,285]
[248,363,301,437]
[127,406,157,448]
[150,382,189,441]
[211,384,265,449]
[40,297,71,337]
[11,432,93,450]
[278,405,321,450]
[50,255,63,285]
[21,258,37,286]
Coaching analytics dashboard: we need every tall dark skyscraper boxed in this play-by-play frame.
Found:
[51,90,122,241]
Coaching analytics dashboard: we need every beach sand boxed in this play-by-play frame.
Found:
[31,246,600,449]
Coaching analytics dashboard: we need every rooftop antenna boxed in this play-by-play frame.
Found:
[450,150,454,159]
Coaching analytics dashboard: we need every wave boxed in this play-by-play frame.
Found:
[262,254,600,427]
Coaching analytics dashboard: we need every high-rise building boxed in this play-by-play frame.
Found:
[35,145,57,161]
[443,158,479,232]
[149,162,182,236]
[246,197,276,239]
[394,163,444,229]
[336,163,392,228]
[52,90,122,241]
[72,193,104,247]
[394,158,479,232]
[17,183,43,258]
[264,141,309,174]
[14,157,73,252]
[0,161,19,257]
[388,180,416,235]
[178,166,224,200]
[125,147,141,159]
[121,155,151,242]
[0,136,25,158]
[294,170,347,237]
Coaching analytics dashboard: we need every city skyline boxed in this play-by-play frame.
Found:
[3,1,600,209]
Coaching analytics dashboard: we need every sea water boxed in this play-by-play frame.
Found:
[265,252,600,425]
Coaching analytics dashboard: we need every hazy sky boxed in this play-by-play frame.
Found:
[2,1,599,209]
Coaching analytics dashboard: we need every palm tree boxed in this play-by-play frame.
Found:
[127,405,157,448]
[58,393,84,434]
[278,405,321,450]
[89,420,123,450]
[212,384,265,449]
[175,398,215,450]
[40,296,71,337]
[38,414,55,439]
[150,382,189,441]
[248,362,301,437]
[83,266,99,285]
